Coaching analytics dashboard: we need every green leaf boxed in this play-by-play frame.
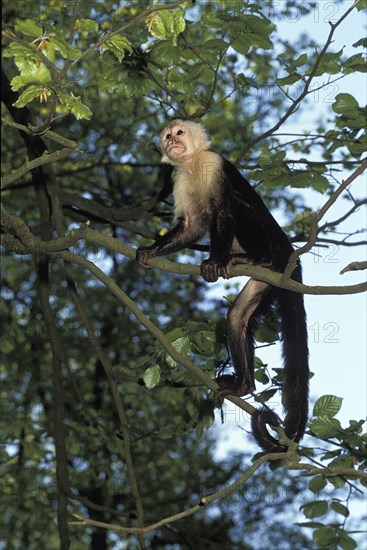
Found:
[327,476,346,489]
[190,330,215,356]
[58,93,92,120]
[313,526,338,547]
[15,19,42,38]
[254,388,277,404]
[356,0,367,10]
[75,19,98,34]
[103,35,132,62]
[309,416,341,438]
[49,35,81,61]
[291,53,308,67]
[343,54,367,74]
[147,9,186,45]
[13,85,50,107]
[313,395,343,417]
[69,101,92,120]
[276,74,302,86]
[308,475,327,493]
[331,501,349,518]
[143,364,161,389]
[298,521,325,528]
[149,41,181,65]
[332,93,360,116]
[302,500,328,519]
[231,36,251,55]
[339,536,357,550]
[254,363,270,384]
[353,37,367,47]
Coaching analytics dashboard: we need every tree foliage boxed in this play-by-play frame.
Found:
[1,1,366,549]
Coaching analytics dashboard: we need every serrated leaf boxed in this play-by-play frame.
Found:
[69,101,92,120]
[313,395,342,417]
[147,9,185,45]
[103,35,132,62]
[143,364,161,389]
[58,92,92,120]
[15,19,42,38]
[309,416,341,438]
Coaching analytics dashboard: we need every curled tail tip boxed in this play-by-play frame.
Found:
[251,408,285,452]
[251,407,306,453]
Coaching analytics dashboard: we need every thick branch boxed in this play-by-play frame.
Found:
[1,147,80,188]
[1,212,366,295]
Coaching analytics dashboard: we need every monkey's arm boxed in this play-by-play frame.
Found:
[136,218,204,267]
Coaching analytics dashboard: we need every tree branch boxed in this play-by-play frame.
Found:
[71,451,366,535]
[235,1,360,161]
[281,158,367,283]
[2,211,366,295]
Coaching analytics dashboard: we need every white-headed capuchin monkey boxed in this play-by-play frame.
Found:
[136,119,309,452]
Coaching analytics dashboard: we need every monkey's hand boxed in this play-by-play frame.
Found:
[136,248,157,268]
[201,257,231,282]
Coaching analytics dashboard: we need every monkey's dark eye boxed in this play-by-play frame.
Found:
[177,130,184,136]
[165,133,171,140]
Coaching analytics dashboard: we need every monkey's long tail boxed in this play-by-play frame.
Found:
[251,264,309,452]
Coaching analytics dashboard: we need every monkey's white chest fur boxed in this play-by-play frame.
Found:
[173,151,222,224]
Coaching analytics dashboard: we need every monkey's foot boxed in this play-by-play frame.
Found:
[136,248,155,268]
[220,255,273,279]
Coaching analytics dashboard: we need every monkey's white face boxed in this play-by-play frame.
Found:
[160,120,210,165]
[161,123,196,160]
